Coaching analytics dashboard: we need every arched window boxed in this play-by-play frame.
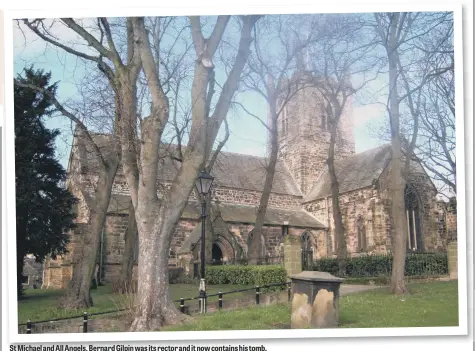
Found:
[405,185,424,251]
[356,216,367,252]
[301,231,313,251]
[301,232,313,270]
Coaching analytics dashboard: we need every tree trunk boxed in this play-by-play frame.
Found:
[249,93,279,265]
[386,15,408,295]
[328,116,347,276]
[126,15,258,331]
[60,159,119,308]
[16,246,26,298]
[113,203,138,294]
[130,167,201,331]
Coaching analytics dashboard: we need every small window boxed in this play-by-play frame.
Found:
[281,105,289,135]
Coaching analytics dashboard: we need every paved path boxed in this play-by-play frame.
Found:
[340,284,385,296]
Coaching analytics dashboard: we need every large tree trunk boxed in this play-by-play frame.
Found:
[131,158,204,331]
[60,159,119,308]
[113,204,138,294]
[386,14,408,295]
[328,120,347,276]
[16,245,26,298]
[126,16,258,331]
[249,91,279,265]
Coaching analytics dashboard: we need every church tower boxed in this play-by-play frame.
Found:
[267,71,355,196]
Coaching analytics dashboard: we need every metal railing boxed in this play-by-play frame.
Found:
[20,281,292,334]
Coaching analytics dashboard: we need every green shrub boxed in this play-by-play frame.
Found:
[313,252,448,278]
[206,265,287,291]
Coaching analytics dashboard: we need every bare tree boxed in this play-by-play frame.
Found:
[404,17,455,196]
[114,17,195,294]
[19,17,142,307]
[123,15,260,331]
[413,68,455,196]
[309,14,380,275]
[374,12,453,294]
[14,72,121,307]
[237,15,321,264]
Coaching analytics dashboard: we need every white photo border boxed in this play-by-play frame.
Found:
[2,0,470,345]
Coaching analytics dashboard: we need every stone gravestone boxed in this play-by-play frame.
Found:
[289,271,344,329]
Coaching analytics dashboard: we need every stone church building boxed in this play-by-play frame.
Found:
[41,81,456,289]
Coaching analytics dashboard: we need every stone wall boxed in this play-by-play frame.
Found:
[86,174,303,210]
[447,241,458,279]
[283,235,303,276]
[44,212,326,288]
[305,186,389,255]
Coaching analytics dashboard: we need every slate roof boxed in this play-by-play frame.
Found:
[78,134,302,196]
[303,144,427,202]
[107,194,325,229]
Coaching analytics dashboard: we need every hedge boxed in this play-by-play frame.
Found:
[313,252,448,277]
[205,265,287,291]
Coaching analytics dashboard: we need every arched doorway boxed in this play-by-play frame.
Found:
[405,184,424,251]
[212,243,224,265]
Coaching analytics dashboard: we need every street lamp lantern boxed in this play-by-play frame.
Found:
[196,169,214,314]
[195,170,214,196]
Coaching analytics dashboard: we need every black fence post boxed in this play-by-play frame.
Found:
[26,320,32,334]
[287,282,291,302]
[180,298,185,313]
[255,286,260,305]
[218,292,223,309]
[83,312,88,333]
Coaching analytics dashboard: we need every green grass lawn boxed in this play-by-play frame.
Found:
[163,281,459,331]
[18,283,255,324]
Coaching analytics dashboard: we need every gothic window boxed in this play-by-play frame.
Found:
[356,216,367,252]
[405,185,424,251]
[301,232,313,270]
[301,231,313,251]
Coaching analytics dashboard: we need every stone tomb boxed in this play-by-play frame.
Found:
[290,271,344,329]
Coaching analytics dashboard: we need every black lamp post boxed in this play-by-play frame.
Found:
[195,170,214,313]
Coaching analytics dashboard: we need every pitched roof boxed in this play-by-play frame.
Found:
[303,144,427,202]
[108,194,324,228]
[77,134,302,196]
